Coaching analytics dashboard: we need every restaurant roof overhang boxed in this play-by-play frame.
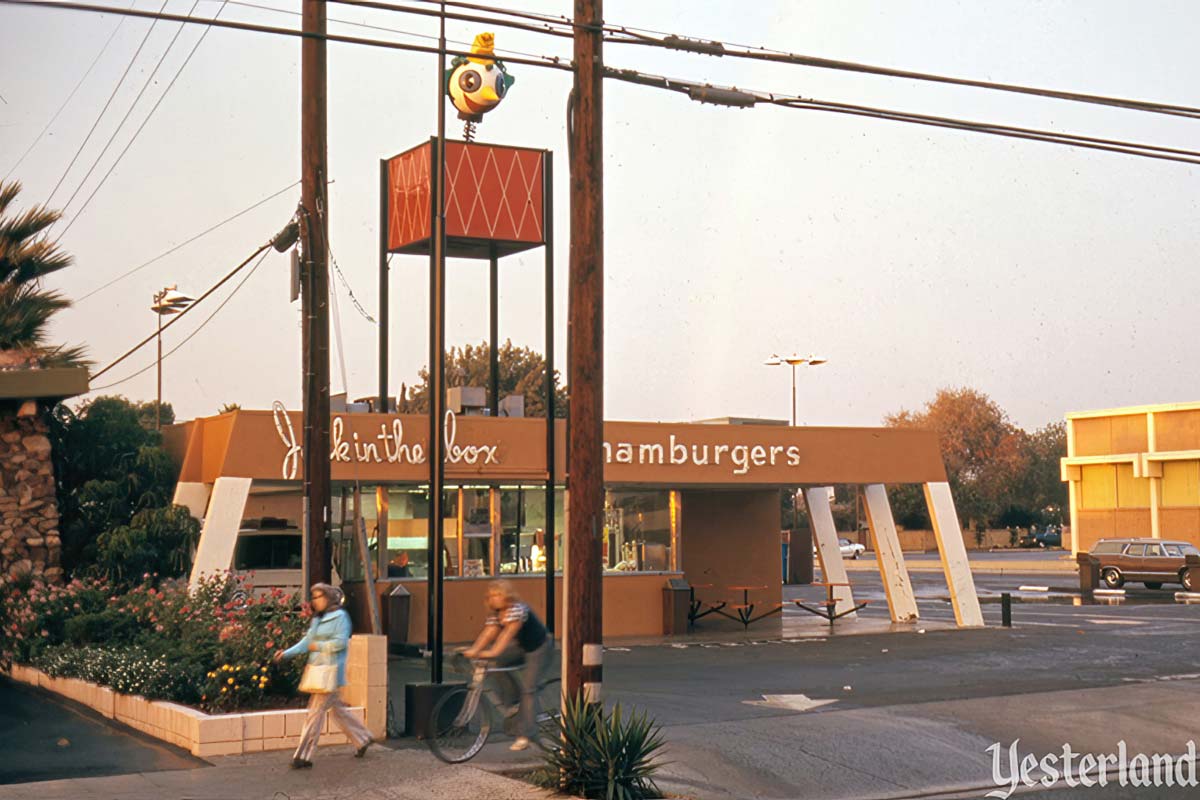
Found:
[166,408,948,488]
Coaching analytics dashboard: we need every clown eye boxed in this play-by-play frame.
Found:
[459,70,482,92]
[495,75,507,98]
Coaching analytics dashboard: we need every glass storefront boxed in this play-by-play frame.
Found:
[604,489,678,572]
[334,484,678,580]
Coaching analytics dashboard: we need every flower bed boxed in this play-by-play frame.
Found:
[1,572,309,712]
[1,572,387,756]
[5,636,386,757]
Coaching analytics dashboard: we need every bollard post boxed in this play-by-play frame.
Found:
[1001,592,1012,627]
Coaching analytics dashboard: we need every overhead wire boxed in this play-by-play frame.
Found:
[76,178,300,302]
[8,0,1199,174]
[0,1,575,71]
[603,67,1200,166]
[43,0,170,207]
[361,0,1200,120]
[2,1,132,182]
[91,238,273,380]
[56,0,232,239]
[222,0,559,63]
[55,0,211,220]
[88,247,271,390]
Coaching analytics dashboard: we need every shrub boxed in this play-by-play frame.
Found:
[4,572,310,712]
[92,505,201,587]
[538,693,667,800]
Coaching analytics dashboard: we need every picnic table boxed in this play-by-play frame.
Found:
[713,585,784,630]
[793,581,870,628]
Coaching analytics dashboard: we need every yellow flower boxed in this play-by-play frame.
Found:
[260,666,267,672]
[227,677,234,685]
[207,672,215,678]
[220,687,227,693]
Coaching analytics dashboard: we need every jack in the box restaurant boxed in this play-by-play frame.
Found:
[165,404,985,645]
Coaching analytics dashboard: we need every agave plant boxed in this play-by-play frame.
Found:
[0,180,87,368]
[539,692,668,800]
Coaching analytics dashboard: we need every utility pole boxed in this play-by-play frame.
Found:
[565,0,604,703]
[301,0,331,592]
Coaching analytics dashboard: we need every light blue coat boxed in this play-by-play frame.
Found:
[282,608,352,687]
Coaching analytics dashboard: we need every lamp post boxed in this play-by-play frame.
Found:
[151,286,193,430]
[765,354,827,555]
[763,354,827,426]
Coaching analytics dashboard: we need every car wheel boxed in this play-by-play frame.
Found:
[1143,582,1163,590]
[853,551,860,560]
[1182,570,1194,592]
[1101,568,1124,589]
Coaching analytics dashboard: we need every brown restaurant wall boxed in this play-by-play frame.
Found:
[680,489,781,607]
[344,572,671,644]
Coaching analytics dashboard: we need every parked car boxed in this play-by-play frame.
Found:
[814,538,866,559]
[231,517,303,600]
[1018,525,1063,548]
[1090,538,1200,590]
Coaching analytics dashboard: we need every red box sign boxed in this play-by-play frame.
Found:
[387,139,546,259]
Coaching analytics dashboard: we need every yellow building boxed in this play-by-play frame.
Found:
[1062,402,1200,554]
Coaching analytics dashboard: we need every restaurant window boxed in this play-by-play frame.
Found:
[603,490,679,572]
[498,486,565,574]
[460,487,492,577]
[373,486,457,579]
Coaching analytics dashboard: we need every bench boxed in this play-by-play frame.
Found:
[712,585,785,630]
[792,581,870,628]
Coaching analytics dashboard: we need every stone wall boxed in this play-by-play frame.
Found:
[0,410,61,581]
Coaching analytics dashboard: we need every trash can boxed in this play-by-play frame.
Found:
[1185,554,1200,592]
[662,578,691,635]
[386,583,411,654]
[1076,552,1099,594]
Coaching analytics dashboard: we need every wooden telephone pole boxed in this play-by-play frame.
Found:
[301,0,331,592]
[565,0,604,702]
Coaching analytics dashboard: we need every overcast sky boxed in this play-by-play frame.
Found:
[1,1,1197,431]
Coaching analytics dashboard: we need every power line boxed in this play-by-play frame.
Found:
[224,0,558,63]
[604,68,1200,166]
[77,179,299,302]
[12,0,1199,169]
[604,30,1200,122]
[56,0,231,239]
[56,0,208,219]
[0,1,575,71]
[44,0,169,208]
[89,247,271,391]
[332,0,1200,120]
[92,238,273,379]
[2,3,131,182]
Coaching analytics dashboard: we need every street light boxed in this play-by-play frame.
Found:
[763,354,827,426]
[151,286,194,430]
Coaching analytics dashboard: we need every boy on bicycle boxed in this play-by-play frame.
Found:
[462,579,550,751]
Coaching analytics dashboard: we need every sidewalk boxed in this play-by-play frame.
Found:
[842,553,1076,574]
[0,744,555,800]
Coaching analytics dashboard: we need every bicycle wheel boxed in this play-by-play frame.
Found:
[533,677,562,752]
[428,687,493,763]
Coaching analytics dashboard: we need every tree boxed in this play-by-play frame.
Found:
[0,181,86,367]
[1013,421,1068,525]
[219,402,242,414]
[93,505,201,586]
[885,387,1029,530]
[398,340,567,417]
[49,396,178,575]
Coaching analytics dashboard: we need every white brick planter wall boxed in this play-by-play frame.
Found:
[4,634,387,758]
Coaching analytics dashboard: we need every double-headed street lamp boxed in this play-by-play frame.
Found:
[151,286,194,430]
[764,353,827,426]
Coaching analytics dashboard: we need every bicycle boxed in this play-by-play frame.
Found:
[427,651,562,763]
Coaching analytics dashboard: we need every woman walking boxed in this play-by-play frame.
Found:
[276,583,373,768]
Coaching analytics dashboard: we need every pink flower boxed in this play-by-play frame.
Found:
[265,641,274,649]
